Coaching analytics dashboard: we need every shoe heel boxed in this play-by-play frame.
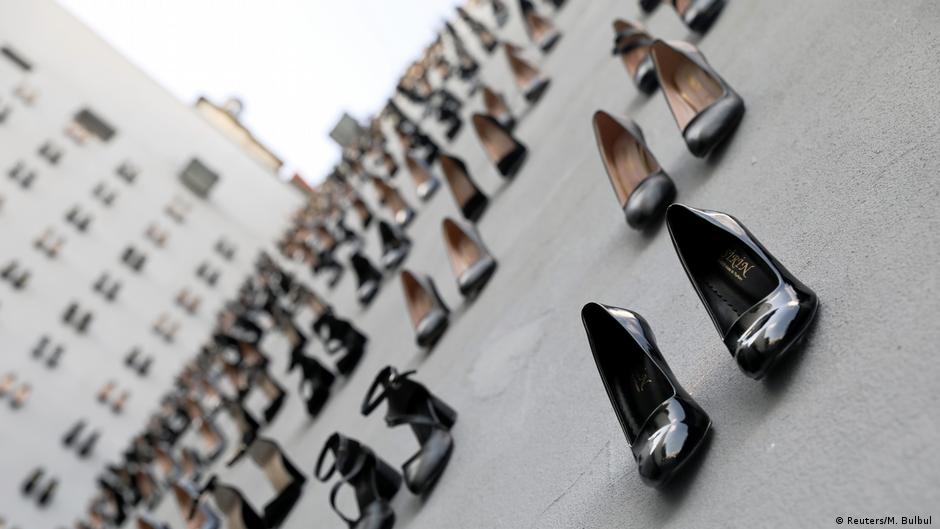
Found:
[373,456,402,500]
[429,395,457,429]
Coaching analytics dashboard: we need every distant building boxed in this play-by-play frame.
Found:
[0,2,302,527]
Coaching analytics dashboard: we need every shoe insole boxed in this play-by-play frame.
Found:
[694,241,776,335]
[477,118,517,162]
[618,36,648,77]
[663,57,724,130]
[404,277,434,326]
[609,134,656,206]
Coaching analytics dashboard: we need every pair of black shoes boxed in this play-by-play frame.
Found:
[583,204,818,486]
[316,367,458,528]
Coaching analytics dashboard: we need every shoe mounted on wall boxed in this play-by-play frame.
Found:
[666,204,818,379]
[611,20,658,95]
[581,303,711,486]
[650,40,744,157]
[592,111,676,229]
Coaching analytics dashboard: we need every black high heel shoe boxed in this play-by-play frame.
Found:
[222,398,261,446]
[378,220,411,271]
[190,476,264,529]
[581,303,711,487]
[666,204,818,379]
[611,20,658,95]
[288,348,335,416]
[670,0,726,33]
[400,270,450,349]
[457,7,499,53]
[404,155,440,202]
[592,111,676,229]
[503,44,551,104]
[351,252,383,306]
[442,218,498,298]
[471,113,527,179]
[316,432,402,529]
[481,85,515,131]
[312,310,367,375]
[227,437,306,528]
[371,177,415,228]
[440,154,489,222]
[519,0,562,52]
[362,367,457,494]
[650,40,744,157]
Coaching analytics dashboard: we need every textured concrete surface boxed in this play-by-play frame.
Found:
[154,0,940,528]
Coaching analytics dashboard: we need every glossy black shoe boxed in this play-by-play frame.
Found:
[671,0,725,33]
[316,432,402,529]
[404,154,441,202]
[173,480,221,529]
[229,438,306,528]
[440,154,489,222]
[288,349,335,416]
[592,111,676,229]
[442,218,498,298]
[362,367,457,494]
[457,7,499,53]
[378,220,411,271]
[640,0,661,13]
[581,303,711,487]
[503,44,552,104]
[519,0,562,52]
[611,20,658,95]
[471,113,527,179]
[191,476,264,529]
[650,40,744,157]
[401,270,450,349]
[666,204,818,379]
[351,252,383,306]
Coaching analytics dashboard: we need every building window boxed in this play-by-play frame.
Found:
[67,108,116,143]
[1,45,32,71]
[179,158,219,198]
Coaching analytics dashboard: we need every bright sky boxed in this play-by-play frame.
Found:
[56,0,462,184]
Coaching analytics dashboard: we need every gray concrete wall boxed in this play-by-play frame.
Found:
[0,2,303,527]
[189,1,939,528]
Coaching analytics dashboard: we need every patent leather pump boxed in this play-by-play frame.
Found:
[440,154,489,222]
[519,0,562,52]
[371,176,415,228]
[581,303,711,487]
[316,432,402,529]
[611,20,658,95]
[351,252,383,306]
[650,40,744,157]
[503,44,551,104]
[671,0,726,33]
[362,367,457,494]
[227,437,306,528]
[666,204,818,379]
[400,270,450,349]
[190,476,264,529]
[288,348,335,416]
[442,218,498,298]
[404,155,440,202]
[592,111,676,229]
[378,220,411,271]
[481,85,515,131]
[471,113,527,179]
